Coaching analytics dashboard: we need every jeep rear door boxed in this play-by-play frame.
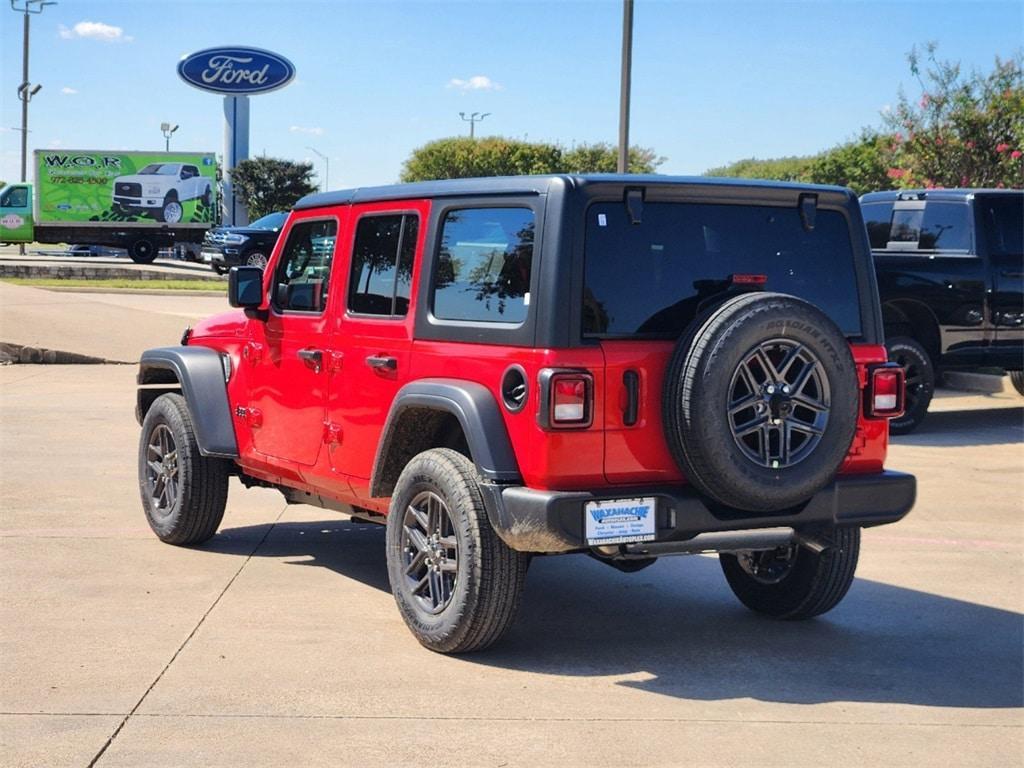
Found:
[327,201,428,486]
[246,214,341,467]
[584,199,866,483]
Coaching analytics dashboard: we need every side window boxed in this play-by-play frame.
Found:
[919,203,970,251]
[861,202,894,249]
[432,207,534,323]
[271,218,337,313]
[348,214,419,317]
[0,186,28,208]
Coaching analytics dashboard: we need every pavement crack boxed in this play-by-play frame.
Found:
[85,510,285,767]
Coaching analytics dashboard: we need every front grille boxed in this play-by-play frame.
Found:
[116,182,141,197]
[204,230,229,245]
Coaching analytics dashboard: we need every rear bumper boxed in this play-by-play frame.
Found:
[479,470,915,553]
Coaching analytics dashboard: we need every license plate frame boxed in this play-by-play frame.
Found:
[584,496,657,546]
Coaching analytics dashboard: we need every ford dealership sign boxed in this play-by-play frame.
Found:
[177,47,295,95]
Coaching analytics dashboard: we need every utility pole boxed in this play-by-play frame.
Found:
[459,111,491,139]
[617,0,634,173]
[11,0,55,255]
[12,0,55,182]
[306,145,329,191]
[161,122,179,152]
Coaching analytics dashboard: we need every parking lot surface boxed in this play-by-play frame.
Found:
[1,365,1021,766]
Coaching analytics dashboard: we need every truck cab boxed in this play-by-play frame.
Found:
[0,183,34,244]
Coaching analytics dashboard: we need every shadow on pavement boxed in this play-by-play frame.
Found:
[893,406,1023,447]
[207,519,1022,710]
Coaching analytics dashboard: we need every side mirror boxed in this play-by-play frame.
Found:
[228,266,264,308]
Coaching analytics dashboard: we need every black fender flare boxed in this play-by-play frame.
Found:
[136,346,238,458]
[370,379,521,497]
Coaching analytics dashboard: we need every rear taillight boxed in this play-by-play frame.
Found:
[867,363,905,419]
[542,371,593,428]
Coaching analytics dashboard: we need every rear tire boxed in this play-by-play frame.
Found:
[128,238,157,264]
[885,336,934,434]
[720,527,860,619]
[1010,371,1024,398]
[138,393,229,545]
[386,448,529,653]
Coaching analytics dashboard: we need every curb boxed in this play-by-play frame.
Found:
[34,286,225,297]
[941,371,1010,395]
[0,342,130,365]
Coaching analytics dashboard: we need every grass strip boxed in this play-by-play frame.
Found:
[1,278,226,292]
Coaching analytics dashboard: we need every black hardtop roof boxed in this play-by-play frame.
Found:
[293,174,855,210]
[861,188,1022,203]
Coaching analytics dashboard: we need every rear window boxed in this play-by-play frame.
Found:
[862,201,971,252]
[432,207,534,324]
[583,202,862,337]
[979,196,1024,257]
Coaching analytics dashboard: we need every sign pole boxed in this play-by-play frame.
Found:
[222,95,250,226]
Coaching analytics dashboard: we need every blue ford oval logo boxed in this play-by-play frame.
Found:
[177,46,295,95]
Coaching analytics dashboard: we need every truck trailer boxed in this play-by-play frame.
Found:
[0,149,218,264]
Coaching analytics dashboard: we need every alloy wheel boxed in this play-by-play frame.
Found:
[401,491,459,614]
[144,423,179,517]
[728,339,831,469]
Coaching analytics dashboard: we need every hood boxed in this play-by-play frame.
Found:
[114,174,167,185]
[208,224,280,237]
[189,309,248,340]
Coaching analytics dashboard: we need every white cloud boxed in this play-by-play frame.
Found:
[60,87,78,95]
[59,21,132,43]
[289,125,324,136]
[47,139,64,149]
[447,75,502,92]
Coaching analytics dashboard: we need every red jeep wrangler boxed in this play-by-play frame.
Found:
[136,175,915,652]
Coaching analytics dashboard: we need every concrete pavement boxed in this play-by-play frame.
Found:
[0,281,228,363]
[1,364,1021,766]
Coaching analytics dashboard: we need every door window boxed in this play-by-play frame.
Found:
[271,218,337,313]
[348,214,419,317]
[0,186,28,208]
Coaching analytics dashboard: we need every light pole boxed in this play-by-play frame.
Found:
[306,146,328,191]
[617,0,634,173]
[11,0,56,183]
[161,122,179,152]
[459,111,490,139]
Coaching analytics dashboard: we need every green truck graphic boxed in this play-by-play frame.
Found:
[0,150,217,263]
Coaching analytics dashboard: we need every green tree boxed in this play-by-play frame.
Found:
[400,137,665,182]
[561,142,665,174]
[884,44,1023,188]
[805,131,895,195]
[230,157,318,220]
[704,155,814,182]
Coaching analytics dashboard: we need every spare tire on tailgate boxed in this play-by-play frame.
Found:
[663,292,858,512]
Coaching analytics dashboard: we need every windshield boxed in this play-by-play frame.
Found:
[138,164,180,176]
[249,212,288,230]
[583,201,862,337]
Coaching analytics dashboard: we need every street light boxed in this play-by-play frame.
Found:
[160,122,179,152]
[11,0,57,183]
[306,146,329,191]
[459,111,491,139]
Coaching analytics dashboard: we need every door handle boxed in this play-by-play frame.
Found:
[1000,270,1024,278]
[297,348,323,373]
[365,355,398,371]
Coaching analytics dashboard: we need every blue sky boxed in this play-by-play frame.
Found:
[1,0,1021,189]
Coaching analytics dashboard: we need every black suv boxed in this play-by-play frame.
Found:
[861,189,1024,432]
[202,211,287,274]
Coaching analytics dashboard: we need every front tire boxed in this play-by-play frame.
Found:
[138,393,229,545]
[128,238,157,264]
[720,527,860,619]
[885,336,934,434]
[158,194,182,223]
[386,449,529,653]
